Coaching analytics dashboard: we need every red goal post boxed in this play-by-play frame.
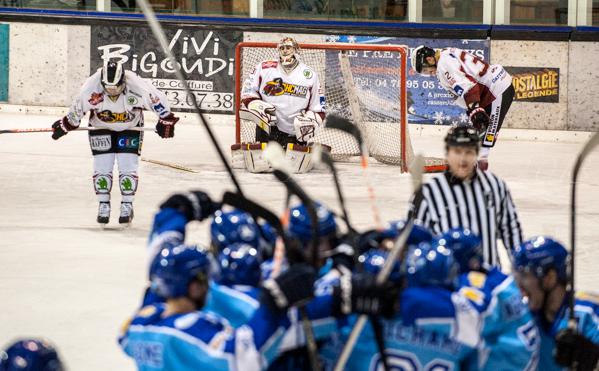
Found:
[234,41,446,173]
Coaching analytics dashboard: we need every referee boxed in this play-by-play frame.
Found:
[408,126,522,266]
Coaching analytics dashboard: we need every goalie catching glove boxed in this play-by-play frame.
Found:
[467,103,490,137]
[239,100,277,134]
[156,113,179,139]
[293,110,323,142]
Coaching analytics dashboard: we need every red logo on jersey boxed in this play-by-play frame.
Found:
[263,78,308,97]
[262,61,278,69]
[88,92,104,105]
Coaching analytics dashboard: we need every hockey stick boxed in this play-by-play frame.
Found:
[135,0,243,196]
[333,154,425,371]
[141,158,197,173]
[568,131,599,327]
[0,127,155,134]
[325,115,383,230]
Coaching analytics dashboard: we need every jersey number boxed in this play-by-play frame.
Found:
[460,51,489,77]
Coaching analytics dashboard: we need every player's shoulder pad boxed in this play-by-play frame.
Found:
[130,303,167,326]
[261,60,278,69]
[174,310,234,347]
[401,286,456,326]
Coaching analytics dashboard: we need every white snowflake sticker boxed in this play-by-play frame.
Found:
[433,111,446,125]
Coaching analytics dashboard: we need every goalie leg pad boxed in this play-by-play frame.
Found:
[242,143,272,173]
[231,144,245,169]
[284,143,330,174]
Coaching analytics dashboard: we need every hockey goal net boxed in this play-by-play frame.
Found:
[234,42,446,173]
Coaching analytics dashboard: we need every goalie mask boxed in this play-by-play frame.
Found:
[411,45,437,76]
[101,60,126,96]
[278,37,300,69]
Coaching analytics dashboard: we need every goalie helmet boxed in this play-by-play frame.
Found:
[411,45,437,75]
[0,338,64,371]
[277,37,300,69]
[101,60,126,96]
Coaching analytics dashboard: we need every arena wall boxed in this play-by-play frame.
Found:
[0,15,597,132]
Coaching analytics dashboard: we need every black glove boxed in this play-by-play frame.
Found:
[260,263,317,313]
[159,190,220,221]
[468,106,490,136]
[51,117,76,140]
[555,328,599,370]
[156,113,179,139]
[333,271,399,318]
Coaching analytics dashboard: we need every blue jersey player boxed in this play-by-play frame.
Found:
[119,191,318,371]
[438,228,540,370]
[513,236,599,371]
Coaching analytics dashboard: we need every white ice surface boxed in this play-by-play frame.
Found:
[0,112,598,370]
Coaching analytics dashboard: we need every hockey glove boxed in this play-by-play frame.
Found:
[468,106,490,136]
[51,117,77,140]
[333,270,399,318]
[554,328,599,370]
[293,110,323,143]
[156,113,179,139]
[260,263,317,313]
[159,190,220,222]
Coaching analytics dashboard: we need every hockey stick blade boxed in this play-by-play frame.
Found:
[136,0,244,196]
[333,154,425,371]
[569,131,599,325]
[325,115,363,148]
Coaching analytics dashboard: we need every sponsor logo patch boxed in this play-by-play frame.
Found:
[303,69,313,79]
[117,137,140,149]
[90,135,111,151]
[262,78,308,97]
[88,92,104,105]
[453,85,464,96]
[127,96,138,105]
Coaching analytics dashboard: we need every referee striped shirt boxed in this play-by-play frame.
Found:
[408,169,522,267]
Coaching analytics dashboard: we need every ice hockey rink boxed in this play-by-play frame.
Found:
[1,110,598,370]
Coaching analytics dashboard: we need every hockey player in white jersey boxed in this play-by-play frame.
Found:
[51,60,179,226]
[233,37,326,173]
[411,46,514,170]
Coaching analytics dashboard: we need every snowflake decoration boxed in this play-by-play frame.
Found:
[347,35,357,44]
[461,39,469,44]
[451,120,459,126]
[433,111,446,125]
[459,113,469,123]
[326,35,340,43]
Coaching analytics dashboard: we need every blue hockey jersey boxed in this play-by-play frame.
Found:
[456,268,540,370]
[204,283,260,328]
[119,303,288,371]
[536,292,599,371]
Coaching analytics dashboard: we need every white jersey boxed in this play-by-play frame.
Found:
[66,69,172,132]
[241,60,324,135]
[436,48,512,109]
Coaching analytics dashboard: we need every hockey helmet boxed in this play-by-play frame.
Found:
[411,45,437,75]
[288,201,337,245]
[435,228,483,273]
[513,236,568,282]
[278,37,300,68]
[445,125,480,149]
[149,245,211,299]
[406,241,460,289]
[210,209,261,252]
[0,338,64,371]
[358,249,402,283]
[217,242,262,287]
[101,60,126,96]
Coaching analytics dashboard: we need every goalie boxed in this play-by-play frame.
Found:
[233,37,326,173]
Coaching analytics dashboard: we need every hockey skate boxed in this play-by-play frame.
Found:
[119,202,134,226]
[97,202,110,226]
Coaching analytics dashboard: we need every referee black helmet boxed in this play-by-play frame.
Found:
[445,126,480,151]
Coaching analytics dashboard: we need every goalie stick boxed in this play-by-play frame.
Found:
[333,154,425,371]
[568,131,599,327]
[135,0,243,196]
[325,115,383,230]
[0,127,156,134]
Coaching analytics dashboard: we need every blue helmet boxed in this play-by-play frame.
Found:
[435,228,483,273]
[150,245,211,298]
[358,249,402,283]
[383,220,434,246]
[217,243,262,287]
[210,209,261,252]
[406,242,459,288]
[513,236,568,282]
[288,202,337,244]
[0,339,63,371]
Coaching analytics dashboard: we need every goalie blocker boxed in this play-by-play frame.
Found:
[231,142,331,174]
